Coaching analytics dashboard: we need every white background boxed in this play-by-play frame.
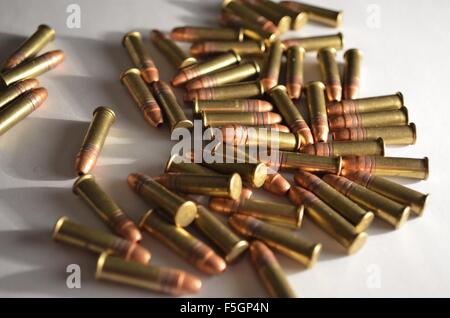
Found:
[0,0,449,297]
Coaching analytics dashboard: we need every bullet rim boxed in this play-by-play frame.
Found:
[376,138,386,156]
[295,205,305,228]
[225,240,250,263]
[164,154,182,173]
[266,84,287,95]
[343,48,363,60]
[119,67,141,82]
[122,31,142,47]
[52,216,68,240]
[237,27,245,42]
[258,40,267,53]
[395,206,411,230]
[423,157,430,180]
[336,156,343,175]
[179,57,198,69]
[354,211,374,233]
[306,243,322,269]
[72,173,95,194]
[229,173,243,201]
[251,60,261,74]
[95,252,109,280]
[193,98,200,114]
[174,201,198,227]
[401,106,409,124]
[347,232,367,255]
[337,32,344,49]
[396,92,405,106]
[172,119,194,131]
[336,12,344,28]
[228,49,242,63]
[410,123,417,145]
[413,193,429,217]
[138,209,154,229]
[252,163,268,188]
[93,106,116,121]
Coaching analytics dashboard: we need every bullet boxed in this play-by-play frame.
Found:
[75,107,115,175]
[2,24,55,71]
[243,0,293,33]
[341,156,429,180]
[294,170,374,232]
[0,79,39,110]
[209,187,253,214]
[165,154,219,175]
[328,107,409,130]
[185,80,265,101]
[96,253,202,296]
[194,204,249,262]
[171,26,244,42]
[323,175,411,229]
[280,1,343,28]
[52,217,150,264]
[343,49,363,99]
[286,46,305,99]
[73,174,142,242]
[250,0,308,30]
[0,87,47,136]
[250,241,297,298]
[289,187,367,254]
[282,33,344,51]
[191,40,266,57]
[268,85,313,145]
[139,210,226,275]
[154,172,242,200]
[186,61,260,90]
[327,92,404,116]
[193,98,273,114]
[120,68,163,128]
[332,124,417,145]
[266,150,343,174]
[172,51,241,86]
[202,162,268,188]
[128,173,198,227]
[203,111,282,128]
[264,169,292,195]
[0,50,64,88]
[260,41,284,91]
[229,214,321,267]
[306,81,329,142]
[151,80,193,132]
[150,30,197,70]
[301,139,385,157]
[346,171,428,216]
[318,48,342,102]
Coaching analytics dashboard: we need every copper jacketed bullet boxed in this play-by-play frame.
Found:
[318,47,342,102]
[139,210,226,275]
[346,171,428,216]
[73,174,142,242]
[0,78,39,110]
[341,156,429,180]
[282,33,344,51]
[260,41,284,91]
[264,169,292,196]
[0,50,64,88]
[53,217,150,264]
[332,124,417,145]
[154,172,243,200]
[171,26,244,42]
[343,49,363,99]
[191,40,266,57]
[280,1,343,28]
[268,85,313,145]
[96,253,202,296]
[306,81,329,142]
[203,162,268,188]
[2,24,55,71]
[128,173,198,227]
[243,0,293,33]
[289,186,367,254]
[209,187,253,214]
[151,80,193,132]
[186,61,260,90]
[266,150,343,174]
[193,98,273,114]
[301,139,385,157]
[185,81,265,101]
[294,170,374,232]
[120,68,163,128]
[327,92,404,116]
[122,31,159,83]
[172,51,241,86]
[286,46,305,99]
[250,241,297,298]
[229,214,321,267]
[150,30,197,69]
[323,174,411,229]
[329,107,409,130]
[75,106,115,175]
[203,111,282,128]
[0,87,47,136]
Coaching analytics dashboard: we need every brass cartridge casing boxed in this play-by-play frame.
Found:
[327,92,404,116]
[328,107,409,129]
[0,79,39,110]
[343,49,363,99]
[301,139,385,157]
[202,111,282,127]
[171,26,245,42]
[266,150,342,174]
[190,40,266,57]
[332,124,416,145]
[185,81,265,101]
[193,98,273,114]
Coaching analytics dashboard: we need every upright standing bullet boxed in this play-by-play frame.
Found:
[280,1,343,28]
[171,26,244,42]
[301,139,385,157]
[306,81,329,142]
[346,171,428,216]
[268,85,313,145]
[323,175,411,229]
[172,51,241,86]
[266,150,342,174]
[139,210,226,275]
[289,186,367,254]
[202,162,268,188]
[327,93,404,116]
[73,174,142,242]
[286,46,305,99]
[193,98,273,114]
[260,41,284,91]
[250,241,297,298]
[75,107,115,175]
[191,40,266,57]
[2,24,55,71]
[343,49,363,99]
[0,87,47,136]
[282,33,344,51]
[243,0,293,33]
[318,47,342,102]
[185,80,264,101]
[150,30,198,70]
[122,31,159,83]
[96,253,202,296]
[203,111,282,127]
[0,79,39,110]
[332,124,417,145]
[0,50,64,88]
[294,170,374,232]
[151,80,193,132]
[53,217,150,264]
[229,214,321,267]
[329,107,409,129]
[120,68,163,128]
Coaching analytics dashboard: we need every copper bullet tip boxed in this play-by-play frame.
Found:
[150,30,164,41]
[185,78,207,91]
[249,240,276,266]
[117,222,143,242]
[332,128,353,141]
[127,173,140,190]
[201,253,227,275]
[260,78,278,92]
[189,43,203,56]
[263,172,291,196]
[263,112,283,125]
[172,72,189,87]
[179,273,202,295]
[313,125,330,143]
[255,100,273,112]
[141,68,160,84]
[45,50,65,67]
[28,87,49,109]
[287,83,302,100]
[170,27,191,42]
[128,244,152,264]
[344,84,360,100]
[327,84,342,102]
[16,78,40,93]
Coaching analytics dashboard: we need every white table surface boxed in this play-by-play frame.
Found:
[0,0,449,298]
